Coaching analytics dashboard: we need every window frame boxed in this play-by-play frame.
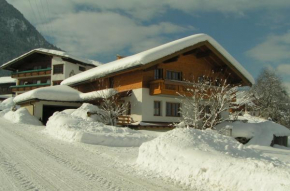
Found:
[53,64,64,74]
[154,101,162,116]
[166,102,181,117]
[166,70,182,81]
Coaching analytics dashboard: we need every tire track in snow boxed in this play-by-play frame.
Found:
[0,121,185,191]
[0,151,41,191]
[2,125,122,191]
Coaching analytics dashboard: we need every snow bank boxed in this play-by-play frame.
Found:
[0,97,14,110]
[216,120,290,146]
[45,105,153,147]
[137,128,290,191]
[3,107,43,126]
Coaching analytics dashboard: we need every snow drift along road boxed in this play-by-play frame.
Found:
[137,128,290,191]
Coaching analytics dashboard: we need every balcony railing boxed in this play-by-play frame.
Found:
[11,68,51,78]
[150,79,193,96]
[11,83,51,92]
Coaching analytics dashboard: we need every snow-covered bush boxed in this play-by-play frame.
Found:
[178,78,250,129]
[137,128,290,190]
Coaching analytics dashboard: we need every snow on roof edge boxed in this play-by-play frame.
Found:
[0,76,16,84]
[61,33,255,86]
[13,85,116,104]
[1,48,102,69]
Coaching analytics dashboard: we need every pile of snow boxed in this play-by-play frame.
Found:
[0,98,15,116]
[68,103,105,122]
[45,104,153,147]
[0,97,14,110]
[216,117,290,146]
[3,107,43,126]
[137,128,290,191]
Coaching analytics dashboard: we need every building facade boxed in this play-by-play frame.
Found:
[62,34,254,126]
[1,49,101,95]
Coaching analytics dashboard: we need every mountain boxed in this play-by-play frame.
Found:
[0,0,59,76]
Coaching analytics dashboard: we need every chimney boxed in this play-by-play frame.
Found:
[116,54,125,60]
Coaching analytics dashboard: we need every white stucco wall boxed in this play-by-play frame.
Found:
[122,89,143,122]
[123,88,230,123]
[141,88,181,123]
[123,88,182,123]
[51,56,96,83]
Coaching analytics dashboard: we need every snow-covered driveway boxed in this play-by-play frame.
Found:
[0,118,182,191]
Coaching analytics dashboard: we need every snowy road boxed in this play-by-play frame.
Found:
[0,118,184,191]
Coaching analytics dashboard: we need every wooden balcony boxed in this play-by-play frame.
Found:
[11,68,51,78]
[150,79,193,96]
[11,83,51,92]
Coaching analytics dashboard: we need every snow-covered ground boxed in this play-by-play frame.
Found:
[0,105,289,190]
[0,117,184,191]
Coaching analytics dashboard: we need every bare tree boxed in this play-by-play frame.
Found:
[178,77,250,129]
[85,89,129,126]
[99,94,129,126]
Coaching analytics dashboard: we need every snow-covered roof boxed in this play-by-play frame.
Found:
[13,85,116,104]
[0,77,16,84]
[61,33,255,86]
[1,48,102,69]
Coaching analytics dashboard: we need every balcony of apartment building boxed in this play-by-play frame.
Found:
[11,66,51,79]
[11,77,51,92]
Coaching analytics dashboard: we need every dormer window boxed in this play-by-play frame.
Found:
[166,70,182,81]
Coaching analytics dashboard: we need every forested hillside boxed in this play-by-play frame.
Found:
[0,0,58,76]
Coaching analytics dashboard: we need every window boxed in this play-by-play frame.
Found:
[166,102,181,117]
[154,101,161,116]
[53,64,63,74]
[154,68,163,80]
[109,77,114,88]
[79,66,86,71]
[166,70,182,81]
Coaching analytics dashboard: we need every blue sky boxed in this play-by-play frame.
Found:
[7,0,290,91]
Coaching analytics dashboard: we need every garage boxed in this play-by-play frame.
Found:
[42,105,78,124]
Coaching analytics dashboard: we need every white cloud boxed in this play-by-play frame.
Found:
[283,82,290,94]
[38,11,190,58]
[277,64,290,75]
[246,31,290,63]
[6,0,290,62]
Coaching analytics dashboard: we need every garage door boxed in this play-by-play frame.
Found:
[42,105,78,124]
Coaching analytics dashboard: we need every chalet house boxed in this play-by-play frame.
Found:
[60,34,254,127]
[1,48,101,95]
[0,76,16,101]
